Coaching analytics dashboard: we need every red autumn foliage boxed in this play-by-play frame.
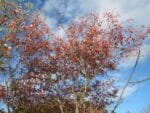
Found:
[0,1,149,113]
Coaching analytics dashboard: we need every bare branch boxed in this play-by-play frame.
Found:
[111,50,140,113]
[129,77,150,84]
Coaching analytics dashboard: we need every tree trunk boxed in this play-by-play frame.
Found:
[57,99,64,113]
[59,104,64,113]
[75,103,79,113]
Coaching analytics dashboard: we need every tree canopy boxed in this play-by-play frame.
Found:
[0,0,149,113]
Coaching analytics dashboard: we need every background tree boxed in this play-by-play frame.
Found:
[0,0,40,112]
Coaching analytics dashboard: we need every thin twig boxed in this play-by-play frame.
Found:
[129,77,150,84]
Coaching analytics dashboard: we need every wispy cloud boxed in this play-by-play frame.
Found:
[117,85,138,98]
[41,0,101,29]
[41,0,150,26]
[98,0,150,25]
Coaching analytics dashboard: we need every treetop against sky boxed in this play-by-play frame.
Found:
[0,0,150,113]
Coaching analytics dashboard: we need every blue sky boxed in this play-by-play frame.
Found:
[1,0,150,113]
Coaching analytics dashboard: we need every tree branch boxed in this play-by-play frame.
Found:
[129,77,150,84]
[111,50,140,113]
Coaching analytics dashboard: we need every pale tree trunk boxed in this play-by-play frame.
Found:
[83,104,86,113]
[82,79,90,113]
[75,102,79,113]
[59,104,64,113]
[57,99,64,113]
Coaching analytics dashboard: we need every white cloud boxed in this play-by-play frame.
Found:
[99,0,123,13]
[140,43,150,61]
[116,80,142,100]
[119,56,137,68]
[41,0,150,31]
[116,80,147,99]
[117,85,138,98]
[98,0,150,26]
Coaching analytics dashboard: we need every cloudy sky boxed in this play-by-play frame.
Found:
[1,0,150,113]
[40,0,150,27]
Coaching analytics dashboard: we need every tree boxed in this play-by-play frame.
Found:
[0,0,38,112]
[0,1,149,113]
